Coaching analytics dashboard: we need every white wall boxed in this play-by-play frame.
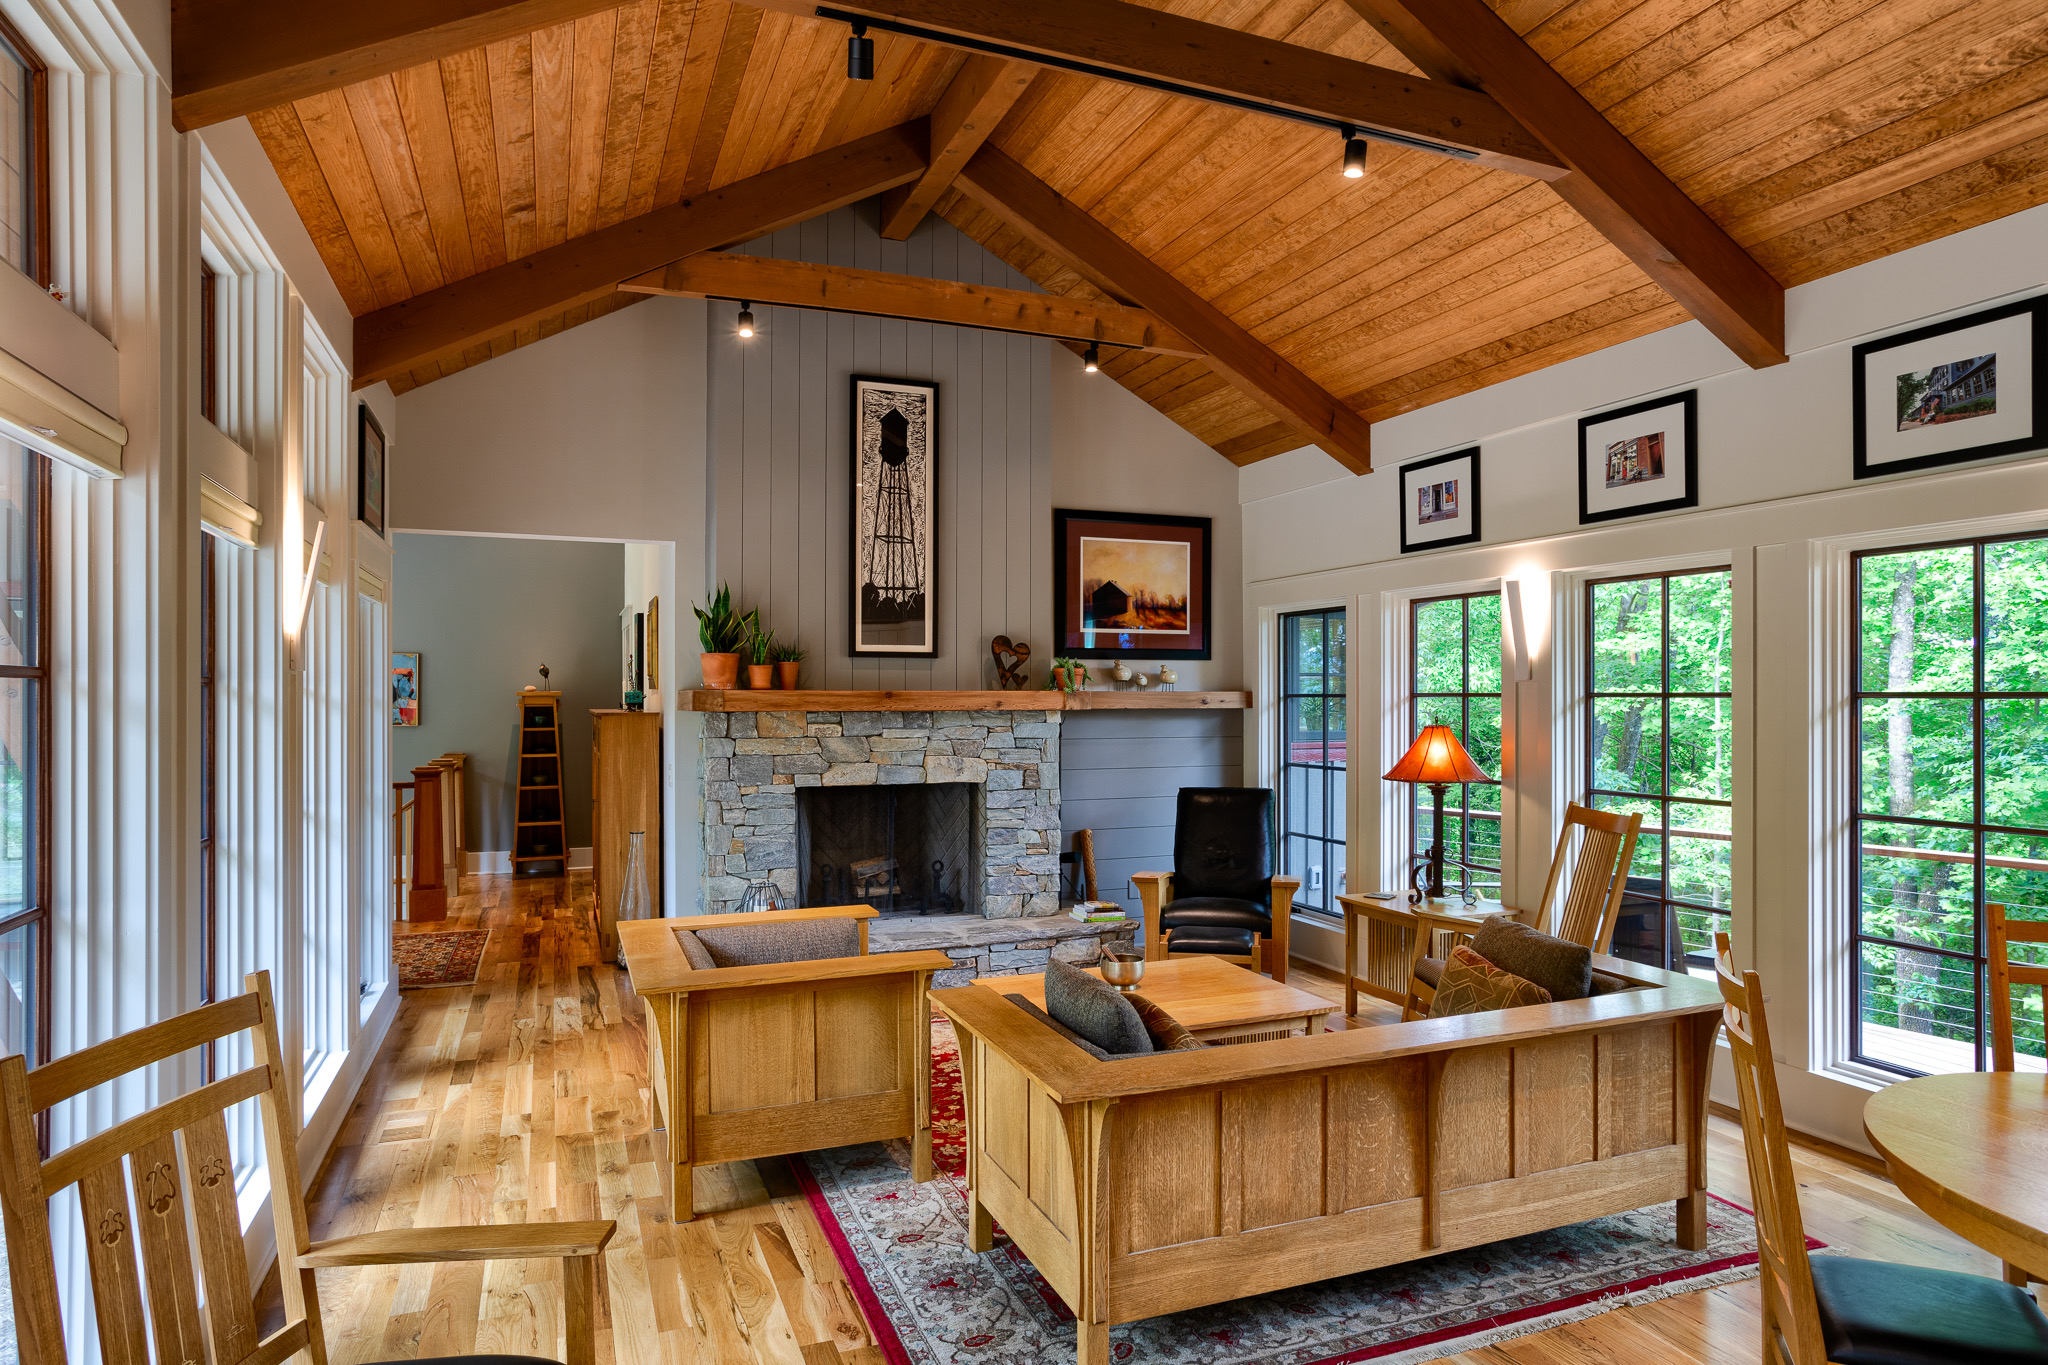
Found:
[1242,201,2048,1153]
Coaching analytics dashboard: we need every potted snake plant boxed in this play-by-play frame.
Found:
[692,584,753,689]
[771,639,806,690]
[744,624,777,689]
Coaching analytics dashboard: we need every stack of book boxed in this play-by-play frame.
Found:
[1068,901,1126,922]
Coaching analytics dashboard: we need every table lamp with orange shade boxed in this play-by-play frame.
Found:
[1383,725,1490,900]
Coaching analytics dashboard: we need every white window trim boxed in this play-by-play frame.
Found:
[1253,597,1349,924]
[1807,508,2048,1090]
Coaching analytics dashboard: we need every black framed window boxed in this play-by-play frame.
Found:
[1411,592,1503,898]
[0,13,49,286]
[199,532,218,1080]
[1279,608,1344,914]
[0,442,49,1069]
[1852,532,2048,1076]
[1585,569,1733,970]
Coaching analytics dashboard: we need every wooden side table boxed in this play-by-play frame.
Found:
[1336,896,1514,1018]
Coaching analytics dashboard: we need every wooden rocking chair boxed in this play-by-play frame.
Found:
[0,970,614,1364]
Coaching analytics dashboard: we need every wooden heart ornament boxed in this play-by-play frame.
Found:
[990,636,1031,689]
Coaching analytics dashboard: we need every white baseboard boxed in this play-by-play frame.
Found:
[466,847,594,874]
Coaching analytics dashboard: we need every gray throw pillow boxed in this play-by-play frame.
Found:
[1043,959,1153,1055]
[1472,916,1592,1002]
[673,929,716,970]
[694,917,861,968]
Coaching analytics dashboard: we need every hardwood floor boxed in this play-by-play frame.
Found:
[286,875,2007,1363]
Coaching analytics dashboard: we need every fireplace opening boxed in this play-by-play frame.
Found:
[795,783,979,916]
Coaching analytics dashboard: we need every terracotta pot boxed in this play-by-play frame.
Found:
[747,663,775,689]
[700,652,740,689]
[775,661,801,690]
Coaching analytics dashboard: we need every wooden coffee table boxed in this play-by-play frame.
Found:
[978,956,1332,1044]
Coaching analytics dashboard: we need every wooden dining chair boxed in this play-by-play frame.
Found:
[1713,933,2048,1363]
[1403,804,1641,1018]
[1988,900,2048,1290]
[0,970,615,1365]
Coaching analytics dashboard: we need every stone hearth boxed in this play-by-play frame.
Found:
[869,913,1138,989]
[700,709,1063,918]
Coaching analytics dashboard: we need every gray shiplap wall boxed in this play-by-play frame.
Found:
[1059,709,1244,917]
[708,207,1052,689]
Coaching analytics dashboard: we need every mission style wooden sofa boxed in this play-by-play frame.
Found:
[622,905,950,1221]
[932,956,1724,1365]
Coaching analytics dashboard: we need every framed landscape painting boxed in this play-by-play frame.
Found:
[391,652,420,726]
[1398,447,1482,553]
[1053,508,1211,660]
[850,375,937,657]
[1852,295,2045,480]
[1578,390,1698,524]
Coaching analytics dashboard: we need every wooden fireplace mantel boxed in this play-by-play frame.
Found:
[678,688,1252,713]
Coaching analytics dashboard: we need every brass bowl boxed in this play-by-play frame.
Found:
[1099,952,1146,993]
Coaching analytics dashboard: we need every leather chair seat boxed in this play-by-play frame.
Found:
[1161,925,1259,956]
[1811,1255,2048,1363]
[1159,896,1272,933]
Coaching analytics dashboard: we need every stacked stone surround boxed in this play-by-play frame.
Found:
[870,913,1139,989]
[699,708,1064,917]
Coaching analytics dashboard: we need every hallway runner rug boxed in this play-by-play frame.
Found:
[393,930,492,989]
[794,1017,1807,1365]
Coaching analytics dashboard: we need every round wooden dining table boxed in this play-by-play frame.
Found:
[1863,1072,2048,1283]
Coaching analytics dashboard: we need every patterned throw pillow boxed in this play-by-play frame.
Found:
[1127,993,1208,1051]
[1429,944,1554,1018]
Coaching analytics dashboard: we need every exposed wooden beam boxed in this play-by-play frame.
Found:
[353,121,928,388]
[751,0,1564,180]
[170,0,627,132]
[619,252,1202,355]
[879,56,1035,241]
[955,145,1373,474]
[1340,0,1787,368]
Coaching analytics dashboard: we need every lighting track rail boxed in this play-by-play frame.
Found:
[813,6,1480,161]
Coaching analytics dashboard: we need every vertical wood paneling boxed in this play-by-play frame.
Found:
[709,208,1052,690]
[1060,710,1245,908]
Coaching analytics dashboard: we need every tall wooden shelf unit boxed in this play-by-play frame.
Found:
[513,691,568,873]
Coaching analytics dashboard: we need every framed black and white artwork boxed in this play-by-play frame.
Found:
[1398,447,1481,553]
[1578,390,1697,524]
[1852,295,2045,480]
[850,375,937,657]
[357,403,386,537]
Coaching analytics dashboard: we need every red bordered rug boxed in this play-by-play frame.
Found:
[393,930,492,990]
[794,1017,1811,1365]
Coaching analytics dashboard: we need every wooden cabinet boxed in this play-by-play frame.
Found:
[591,709,663,956]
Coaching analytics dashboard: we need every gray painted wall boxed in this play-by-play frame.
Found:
[708,205,1052,690]
[1060,710,1244,919]
[392,532,625,853]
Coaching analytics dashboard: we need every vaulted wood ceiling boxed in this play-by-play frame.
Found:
[246,0,2048,466]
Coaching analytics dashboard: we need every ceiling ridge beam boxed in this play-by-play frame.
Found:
[353,119,929,388]
[620,252,1202,355]
[1339,0,1787,368]
[880,55,1036,241]
[748,0,1565,179]
[172,0,629,132]
[955,144,1373,474]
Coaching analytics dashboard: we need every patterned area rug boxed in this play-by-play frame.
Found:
[795,1017,1799,1365]
[393,930,491,990]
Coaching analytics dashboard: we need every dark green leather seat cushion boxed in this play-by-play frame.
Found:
[1810,1255,2048,1364]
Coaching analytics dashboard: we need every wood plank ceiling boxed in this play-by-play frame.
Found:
[251,0,2048,464]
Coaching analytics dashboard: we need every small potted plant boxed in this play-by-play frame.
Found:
[692,584,753,689]
[1047,657,1089,692]
[771,639,806,690]
[744,625,777,689]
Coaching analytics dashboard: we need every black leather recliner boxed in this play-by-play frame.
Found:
[1132,788,1300,982]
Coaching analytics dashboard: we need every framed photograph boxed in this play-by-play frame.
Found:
[357,404,387,537]
[1853,295,2045,479]
[850,375,937,657]
[1053,508,1211,660]
[391,652,420,726]
[620,606,642,695]
[646,597,659,691]
[1578,390,1698,524]
[1398,447,1482,553]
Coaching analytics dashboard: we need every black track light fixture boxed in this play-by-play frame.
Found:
[1083,342,1100,373]
[847,21,874,80]
[1341,124,1368,179]
[736,301,756,338]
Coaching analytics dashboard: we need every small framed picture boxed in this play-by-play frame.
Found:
[1852,295,2045,480]
[1398,447,1481,553]
[357,404,387,537]
[1578,390,1697,524]
[1053,509,1211,660]
[391,652,420,726]
[620,606,643,695]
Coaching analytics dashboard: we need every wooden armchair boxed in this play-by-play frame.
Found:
[619,904,950,1222]
[1988,901,2047,1289]
[0,971,613,1365]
